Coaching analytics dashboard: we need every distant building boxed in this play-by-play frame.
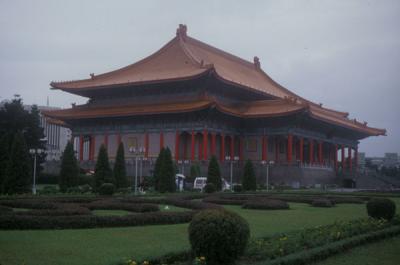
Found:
[358,152,366,169]
[25,105,71,161]
[383,153,398,168]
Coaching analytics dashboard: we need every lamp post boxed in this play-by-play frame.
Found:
[129,146,146,195]
[178,160,190,175]
[261,160,274,192]
[225,155,239,191]
[29,148,44,195]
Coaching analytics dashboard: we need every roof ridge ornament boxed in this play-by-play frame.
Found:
[176,24,187,40]
[90,73,95,80]
[253,56,261,69]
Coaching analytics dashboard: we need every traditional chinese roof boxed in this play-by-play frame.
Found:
[50,24,296,99]
[43,96,385,136]
[47,24,386,137]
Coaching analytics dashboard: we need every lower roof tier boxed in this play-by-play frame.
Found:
[43,97,386,138]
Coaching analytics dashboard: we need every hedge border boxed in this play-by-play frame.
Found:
[252,225,400,265]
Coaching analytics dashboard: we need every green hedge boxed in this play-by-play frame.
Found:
[0,211,195,230]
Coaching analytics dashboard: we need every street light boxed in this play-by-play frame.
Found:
[128,146,146,195]
[29,148,44,195]
[261,160,275,192]
[178,159,190,175]
[225,155,239,191]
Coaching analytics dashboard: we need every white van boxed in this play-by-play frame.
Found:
[193,177,207,190]
[193,177,231,191]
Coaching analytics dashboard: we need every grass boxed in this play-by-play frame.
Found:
[1,198,399,265]
[313,236,400,265]
[92,210,132,216]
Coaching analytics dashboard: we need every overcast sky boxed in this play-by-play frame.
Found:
[0,0,399,157]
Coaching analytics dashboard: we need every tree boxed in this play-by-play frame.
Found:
[158,147,176,193]
[0,133,13,193]
[113,142,128,188]
[153,148,166,191]
[59,141,80,192]
[0,97,46,174]
[207,155,222,191]
[189,163,201,183]
[242,159,257,191]
[94,144,114,189]
[2,132,31,194]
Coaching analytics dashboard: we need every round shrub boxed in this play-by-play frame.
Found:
[367,198,396,220]
[98,183,115,196]
[242,199,289,210]
[188,209,250,265]
[233,184,243,193]
[204,183,216,193]
[311,198,334,208]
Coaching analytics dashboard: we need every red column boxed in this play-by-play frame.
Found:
[238,136,243,161]
[203,129,208,160]
[275,137,279,162]
[144,132,149,158]
[348,147,352,173]
[309,139,314,164]
[334,144,338,171]
[117,133,121,146]
[183,135,188,160]
[198,134,203,160]
[191,131,195,161]
[211,132,216,156]
[341,145,346,171]
[261,135,266,161]
[90,135,95,161]
[318,141,323,165]
[160,131,164,151]
[175,131,180,160]
[79,135,84,161]
[230,135,234,160]
[287,134,293,163]
[220,134,225,161]
[104,134,108,150]
[299,137,304,163]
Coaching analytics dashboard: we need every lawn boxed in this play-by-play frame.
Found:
[313,236,400,265]
[0,200,380,265]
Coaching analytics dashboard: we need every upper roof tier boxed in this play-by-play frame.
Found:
[48,24,386,137]
[51,24,297,99]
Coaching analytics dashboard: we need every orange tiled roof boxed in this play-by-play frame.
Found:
[48,24,386,137]
[42,97,385,136]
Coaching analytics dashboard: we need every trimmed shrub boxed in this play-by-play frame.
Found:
[0,205,12,213]
[188,209,250,265]
[204,183,216,193]
[158,148,176,193]
[114,142,128,188]
[233,184,243,193]
[98,183,115,196]
[242,159,257,191]
[94,144,114,189]
[85,200,159,213]
[242,199,289,210]
[39,185,58,195]
[367,198,396,220]
[311,199,334,208]
[59,141,80,192]
[207,156,222,191]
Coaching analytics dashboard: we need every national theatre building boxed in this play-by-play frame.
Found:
[45,25,385,187]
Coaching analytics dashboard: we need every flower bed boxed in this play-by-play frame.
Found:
[243,216,400,262]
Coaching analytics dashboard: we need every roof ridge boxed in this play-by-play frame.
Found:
[185,36,256,70]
